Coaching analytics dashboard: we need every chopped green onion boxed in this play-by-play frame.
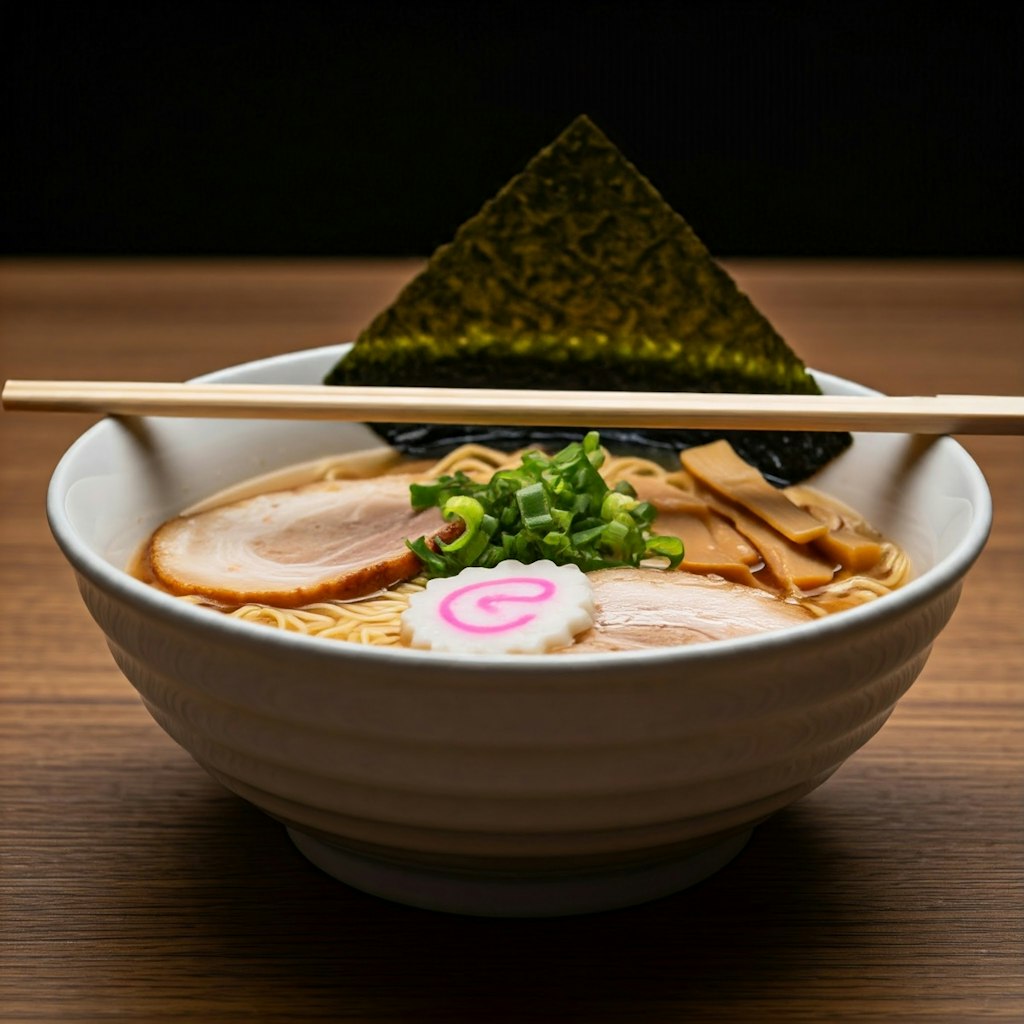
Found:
[516,482,554,531]
[406,431,685,577]
[645,534,686,567]
[438,496,486,553]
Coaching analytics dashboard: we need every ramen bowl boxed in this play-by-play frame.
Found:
[46,344,991,916]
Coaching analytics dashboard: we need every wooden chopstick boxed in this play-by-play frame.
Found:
[3,379,1024,434]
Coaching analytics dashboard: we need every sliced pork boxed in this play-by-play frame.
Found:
[563,567,814,652]
[148,474,459,608]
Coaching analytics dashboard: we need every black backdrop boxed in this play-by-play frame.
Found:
[4,1,1021,258]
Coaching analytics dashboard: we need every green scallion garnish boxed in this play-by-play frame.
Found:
[407,432,684,578]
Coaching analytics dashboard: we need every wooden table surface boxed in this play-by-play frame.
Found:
[1,260,1021,1022]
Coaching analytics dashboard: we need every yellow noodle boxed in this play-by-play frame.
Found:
[422,444,524,480]
[600,454,671,486]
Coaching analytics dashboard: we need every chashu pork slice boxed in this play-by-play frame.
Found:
[563,567,814,652]
[148,474,459,608]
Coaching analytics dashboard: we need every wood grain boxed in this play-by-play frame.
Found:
[1,260,1022,1023]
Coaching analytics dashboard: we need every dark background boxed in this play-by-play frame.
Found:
[4,1,1021,258]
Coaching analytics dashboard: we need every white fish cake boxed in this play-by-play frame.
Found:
[401,560,596,654]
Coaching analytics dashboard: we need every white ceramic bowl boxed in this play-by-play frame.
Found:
[47,345,991,916]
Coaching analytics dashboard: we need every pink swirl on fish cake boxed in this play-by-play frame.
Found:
[438,577,558,635]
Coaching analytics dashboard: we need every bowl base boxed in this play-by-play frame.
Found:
[287,827,752,917]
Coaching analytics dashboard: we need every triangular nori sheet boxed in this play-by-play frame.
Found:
[325,115,850,485]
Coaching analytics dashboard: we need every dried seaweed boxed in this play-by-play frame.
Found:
[325,115,850,484]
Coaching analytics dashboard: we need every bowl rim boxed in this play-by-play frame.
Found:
[46,343,994,674]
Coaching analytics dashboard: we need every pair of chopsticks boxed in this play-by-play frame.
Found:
[2,379,1023,435]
